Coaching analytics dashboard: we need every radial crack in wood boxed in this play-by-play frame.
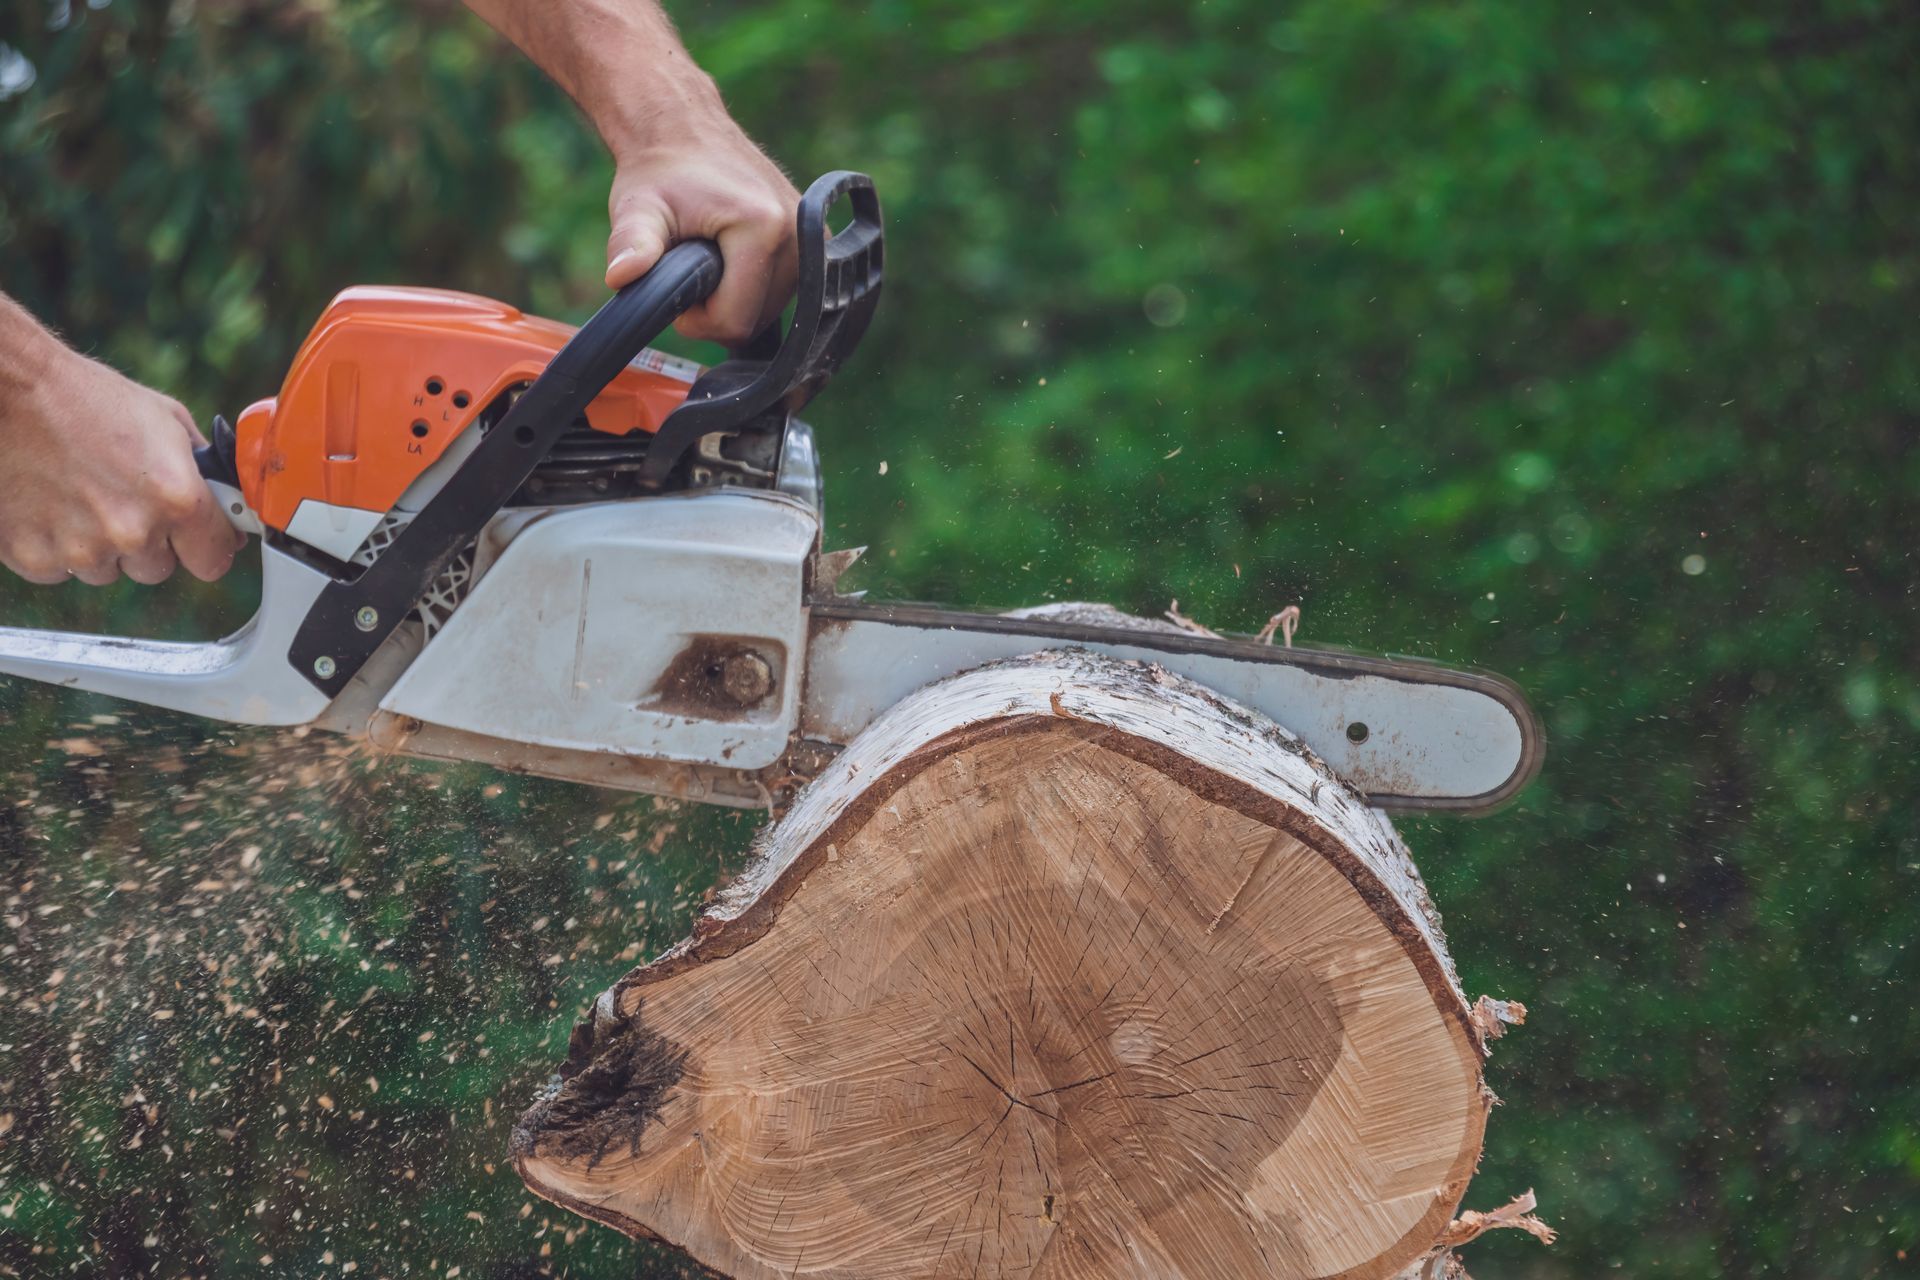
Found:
[515,651,1497,1279]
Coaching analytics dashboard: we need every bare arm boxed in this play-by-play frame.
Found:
[461,0,799,344]
[0,293,243,587]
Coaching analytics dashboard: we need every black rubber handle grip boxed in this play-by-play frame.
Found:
[550,240,723,403]
[285,239,724,698]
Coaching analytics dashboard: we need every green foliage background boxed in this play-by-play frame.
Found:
[2,0,1917,1275]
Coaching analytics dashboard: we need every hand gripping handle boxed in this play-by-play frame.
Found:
[285,241,724,699]
[641,172,884,483]
[0,417,312,726]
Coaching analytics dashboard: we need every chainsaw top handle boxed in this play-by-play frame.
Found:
[284,238,725,699]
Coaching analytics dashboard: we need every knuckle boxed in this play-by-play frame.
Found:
[750,194,790,226]
[671,314,718,344]
[187,554,233,584]
[97,517,134,550]
[723,195,784,232]
[702,315,754,344]
[9,533,70,583]
[100,514,155,554]
[156,480,203,522]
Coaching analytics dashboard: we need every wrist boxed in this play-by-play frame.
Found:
[0,319,79,436]
[595,64,733,163]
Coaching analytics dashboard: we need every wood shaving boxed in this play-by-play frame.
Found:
[1162,600,1221,637]
[1469,995,1528,1042]
[1255,605,1302,647]
[1435,1188,1557,1247]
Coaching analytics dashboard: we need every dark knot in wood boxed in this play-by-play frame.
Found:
[512,998,689,1169]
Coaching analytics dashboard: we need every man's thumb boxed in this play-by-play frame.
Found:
[606,213,673,289]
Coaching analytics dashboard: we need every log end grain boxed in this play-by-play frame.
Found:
[516,652,1501,1280]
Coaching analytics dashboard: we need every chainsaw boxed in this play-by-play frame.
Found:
[0,172,1541,814]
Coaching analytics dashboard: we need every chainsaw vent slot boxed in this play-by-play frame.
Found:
[351,511,475,640]
[464,383,785,508]
[542,421,651,470]
[517,418,655,505]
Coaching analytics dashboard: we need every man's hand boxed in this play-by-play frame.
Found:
[605,136,801,345]
[461,0,800,345]
[0,327,243,587]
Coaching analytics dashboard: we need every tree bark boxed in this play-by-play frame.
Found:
[514,650,1500,1279]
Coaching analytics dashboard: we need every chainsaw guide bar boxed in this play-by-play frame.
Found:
[802,601,1543,814]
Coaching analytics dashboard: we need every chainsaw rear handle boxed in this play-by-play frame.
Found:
[195,414,241,488]
[194,414,263,535]
[284,238,725,698]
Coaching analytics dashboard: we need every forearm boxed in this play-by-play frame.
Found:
[461,0,798,340]
[459,0,727,159]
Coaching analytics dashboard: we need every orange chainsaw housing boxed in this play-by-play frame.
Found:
[232,287,698,537]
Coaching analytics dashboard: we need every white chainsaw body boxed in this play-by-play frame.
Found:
[379,492,814,771]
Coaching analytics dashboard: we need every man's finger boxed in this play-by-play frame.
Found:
[171,491,244,583]
[766,228,801,328]
[72,558,120,588]
[168,398,207,445]
[677,218,782,345]
[121,545,180,586]
[1,544,71,586]
[606,203,675,290]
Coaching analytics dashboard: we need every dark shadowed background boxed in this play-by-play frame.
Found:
[2,1,1916,1276]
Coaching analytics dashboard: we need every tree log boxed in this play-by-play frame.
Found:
[514,651,1498,1279]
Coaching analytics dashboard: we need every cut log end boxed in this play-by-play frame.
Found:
[516,652,1499,1279]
